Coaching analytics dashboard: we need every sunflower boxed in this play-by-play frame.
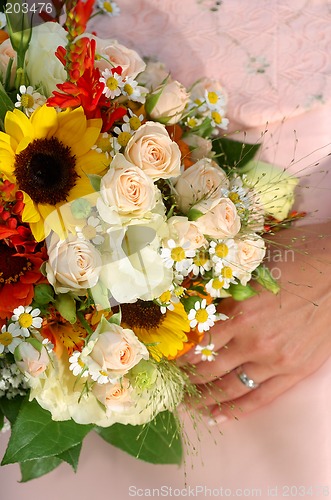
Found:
[0,105,108,241]
[120,300,190,361]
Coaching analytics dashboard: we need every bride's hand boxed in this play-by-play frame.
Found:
[183,222,331,424]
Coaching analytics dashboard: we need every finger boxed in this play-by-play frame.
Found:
[194,362,270,407]
[208,373,301,425]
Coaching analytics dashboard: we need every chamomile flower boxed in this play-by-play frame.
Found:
[89,367,111,385]
[209,110,229,130]
[188,299,217,333]
[214,262,237,288]
[0,12,7,29]
[76,215,104,245]
[122,77,146,103]
[100,68,124,99]
[0,324,23,354]
[113,123,134,151]
[188,250,212,276]
[209,238,237,265]
[15,85,46,117]
[123,109,144,131]
[194,343,218,362]
[157,286,180,314]
[161,239,195,275]
[11,306,42,336]
[185,115,203,129]
[204,90,227,110]
[205,277,226,298]
[91,132,114,158]
[42,338,54,353]
[97,0,120,16]
[69,351,89,377]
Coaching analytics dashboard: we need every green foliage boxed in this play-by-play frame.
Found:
[253,265,280,294]
[19,456,63,482]
[228,282,258,301]
[96,410,182,465]
[212,137,261,170]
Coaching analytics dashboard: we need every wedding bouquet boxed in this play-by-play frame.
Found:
[0,0,299,481]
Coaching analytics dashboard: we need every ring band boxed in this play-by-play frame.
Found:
[237,367,259,389]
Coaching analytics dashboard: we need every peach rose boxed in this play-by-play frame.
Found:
[90,323,149,377]
[183,134,213,162]
[166,216,206,250]
[92,378,133,413]
[99,154,157,218]
[149,80,190,125]
[174,158,229,213]
[46,233,102,293]
[93,38,146,79]
[138,60,170,90]
[0,39,17,87]
[15,341,50,378]
[125,122,181,180]
[195,197,241,238]
[233,235,266,285]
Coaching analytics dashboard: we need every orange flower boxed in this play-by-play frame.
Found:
[166,124,195,169]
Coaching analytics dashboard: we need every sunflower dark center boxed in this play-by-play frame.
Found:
[0,243,32,285]
[14,137,78,205]
[121,300,164,330]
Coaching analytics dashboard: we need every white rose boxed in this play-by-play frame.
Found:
[233,235,266,285]
[183,134,213,162]
[149,80,190,125]
[92,37,146,79]
[242,160,298,221]
[166,216,206,250]
[174,158,229,213]
[125,122,181,180]
[0,39,16,87]
[46,233,102,293]
[15,341,50,378]
[98,154,156,218]
[25,22,67,97]
[89,323,149,377]
[100,215,172,303]
[195,197,241,239]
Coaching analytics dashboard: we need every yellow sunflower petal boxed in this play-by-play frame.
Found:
[30,105,58,139]
[21,192,41,223]
[4,109,33,145]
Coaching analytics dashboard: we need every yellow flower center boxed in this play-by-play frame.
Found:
[78,357,85,368]
[211,110,222,124]
[187,117,197,128]
[193,252,208,267]
[21,93,35,109]
[171,247,186,262]
[215,243,229,258]
[221,266,233,279]
[201,347,213,357]
[208,91,218,105]
[123,83,134,96]
[174,286,185,297]
[19,312,33,328]
[117,131,132,147]
[229,192,240,203]
[96,134,113,153]
[212,278,224,290]
[0,331,13,346]
[103,1,113,13]
[159,290,172,303]
[106,76,119,91]
[82,225,97,240]
[195,309,209,323]
[100,370,108,377]
[129,116,142,130]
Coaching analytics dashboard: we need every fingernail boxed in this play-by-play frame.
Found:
[208,414,228,426]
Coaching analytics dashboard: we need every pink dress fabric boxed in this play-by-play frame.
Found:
[1,1,331,497]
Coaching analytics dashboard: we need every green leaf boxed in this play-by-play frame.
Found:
[253,265,280,294]
[55,293,77,324]
[0,81,14,127]
[58,443,82,472]
[187,207,203,221]
[1,399,93,465]
[96,410,182,465]
[228,282,258,301]
[33,284,55,305]
[19,456,63,482]
[182,295,202,314]
[0,410,4,431]
[88,174,102,192]
[212,137,260,170]
[0,395,25,424]
[145,88,164,115]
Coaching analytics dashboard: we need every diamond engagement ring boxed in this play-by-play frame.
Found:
[237,367,259,389]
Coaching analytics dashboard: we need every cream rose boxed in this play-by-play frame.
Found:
[125,122,181,180]
[174,158,229,213]
[242,160,298,221]
[89,323,149,377]
[92,378,133,413]
[195,197,241,238]
[0,39,17,87]
[138,60,170,90]
[233,235,266,285]
[92,37,146,79]
[149,80,190,125]
[166,216,207,250]
[183,134,213,162]
[25,22,67,97]
[46,233,102,293]
[15,341,50,378]
[98,154,156,218]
